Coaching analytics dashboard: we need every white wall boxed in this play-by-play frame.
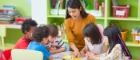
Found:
[31,0,47,25]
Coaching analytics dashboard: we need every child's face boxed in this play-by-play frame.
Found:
[42,37,49,45]
[68,7,81,20]
[48,36,57,43]
[26,26,36,40]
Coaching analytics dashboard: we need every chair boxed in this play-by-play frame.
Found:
[0,26,6,49]
[11,49,43,60]
[1,49,11,60]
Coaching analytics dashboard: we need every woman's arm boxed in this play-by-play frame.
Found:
[70,43,81,57]
[64,20,81,57]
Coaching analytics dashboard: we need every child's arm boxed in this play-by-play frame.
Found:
[80,40,89,56]
[102,36,109,53]
[50,47,65,54]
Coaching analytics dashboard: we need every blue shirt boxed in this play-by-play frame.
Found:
[27,41,50,60]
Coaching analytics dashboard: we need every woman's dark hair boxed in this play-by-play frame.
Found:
[66,0,88,19]
[21,19,37,34]
[46,24,58,37]
[104,25,132,59]
[32,25,49,42]
[83,23,102,44]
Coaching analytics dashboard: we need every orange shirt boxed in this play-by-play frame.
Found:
[64,14,96,50]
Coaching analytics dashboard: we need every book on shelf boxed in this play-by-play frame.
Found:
[50,0,57,9]
[94,0,99,10]
[50,0,67,9]
[50,0,67,15]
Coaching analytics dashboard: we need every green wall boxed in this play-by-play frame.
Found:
[0,29,23,50]
[0,0,31,17]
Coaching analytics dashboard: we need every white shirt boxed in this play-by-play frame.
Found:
[85,39,103,54]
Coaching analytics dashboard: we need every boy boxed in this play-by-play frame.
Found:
[46,24,65,54]
[14,19,37,49]
[27,25,52,60]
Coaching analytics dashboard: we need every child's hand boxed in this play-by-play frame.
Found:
[49,47,55,50]
[86,52,95,60]
[86,52,99,60]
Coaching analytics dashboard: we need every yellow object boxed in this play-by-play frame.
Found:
[72,57,81,60]
[62,54,72,60]
[62,54,81,60]
[121,31,127,42]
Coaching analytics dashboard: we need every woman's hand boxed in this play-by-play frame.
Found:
[73,49,81,58]
[80,50,86,57]
[80,47,87,57]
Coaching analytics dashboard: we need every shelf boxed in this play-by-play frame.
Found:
[108,17,140,21]
[96,17,105,20]
[48,15,65,18]
[125,42,140,47]
[48,15,105,20]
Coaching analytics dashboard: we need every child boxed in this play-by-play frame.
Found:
[81,23,108,56]
[87,25,132,60]
[27,25,52,60]
[46,24,65,54]
[14,19,37,49]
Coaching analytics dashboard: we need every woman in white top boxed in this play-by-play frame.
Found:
[81,23,108,56]
[86,25,132,60]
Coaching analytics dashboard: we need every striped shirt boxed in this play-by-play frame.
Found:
[47,37,65,50]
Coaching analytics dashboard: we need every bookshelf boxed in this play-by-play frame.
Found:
[47,0,140,59]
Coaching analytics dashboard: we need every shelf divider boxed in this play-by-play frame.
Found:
[138,0,140,19]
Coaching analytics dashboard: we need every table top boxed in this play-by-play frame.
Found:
[51,51,87,60]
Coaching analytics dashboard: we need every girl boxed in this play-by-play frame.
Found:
[87,25,132,60]
[82,23,108,56]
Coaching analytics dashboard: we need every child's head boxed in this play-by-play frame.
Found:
[103,25,121,53]
[21,19,37,40]
[46,24,58,42]
[32,25,49,44]
[83,23,102,44]
[66,0,88,19]
[104,25,132,59]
